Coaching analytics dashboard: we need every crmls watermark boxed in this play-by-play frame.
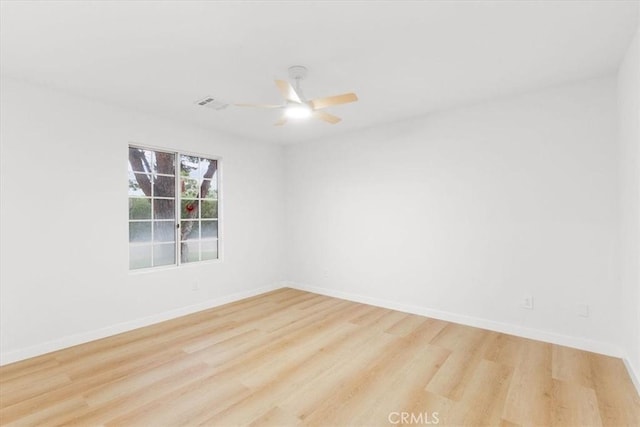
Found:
[388,411,440,425]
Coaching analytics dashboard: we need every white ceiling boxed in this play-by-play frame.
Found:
[1,1,638,144]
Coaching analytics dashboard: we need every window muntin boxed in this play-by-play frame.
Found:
[128,147,219,270]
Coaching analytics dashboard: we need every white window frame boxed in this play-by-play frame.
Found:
[128,144,222,271]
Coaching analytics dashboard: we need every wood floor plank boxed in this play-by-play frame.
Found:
[0,349,185,424]
[500,419,522,427]
[206,315,398,424]
[0,288,637,426]
[105,373,249,426]
[305,338,449,426]
[425,334,489,400]
[0,357,60,383]
[551,379,603,427]
[384,313,430,337]
[237,321,361,390]
[0,372,72,408]
[276,332,401,425]
[446,359,514,426]
[483,332,523,368]
[552,345,596,389]
[430,322,489,353]
[2,396,88,427]
[351,344,451,425]
[248,406,303,427]
[83,356,208,407]
[71,364,221,425]
[501,339,553,427]
[590,352,640,426]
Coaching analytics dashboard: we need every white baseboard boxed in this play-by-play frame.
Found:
[623,357,640,396]
[287,283,625,358]
[0,283,281,366]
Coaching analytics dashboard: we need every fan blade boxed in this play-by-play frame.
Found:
[275,80,302,103]
[235,103,282,109]
[309,93,358,110]
[274,116,288,126]
[313,110,342,124]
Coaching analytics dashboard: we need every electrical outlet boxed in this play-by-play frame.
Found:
[192,281,199,291]
[522,295,534,310]
[577,303,589,318]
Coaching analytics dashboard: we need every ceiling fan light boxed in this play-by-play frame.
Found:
[285,104,312,119]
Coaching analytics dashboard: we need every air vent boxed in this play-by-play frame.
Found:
[195,96,228,110]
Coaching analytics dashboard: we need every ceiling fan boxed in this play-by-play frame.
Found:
[235,65,358,126]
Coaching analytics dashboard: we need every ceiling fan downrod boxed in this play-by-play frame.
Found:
[288,65,308,101]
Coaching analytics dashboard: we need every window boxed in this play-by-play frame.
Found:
[128,146,219,270]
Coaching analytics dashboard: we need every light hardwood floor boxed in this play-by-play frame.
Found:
[1,288,638,426]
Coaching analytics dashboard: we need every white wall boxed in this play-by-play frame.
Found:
[285,76,622,355]
[618,29,640,385]
[0,78,285,364]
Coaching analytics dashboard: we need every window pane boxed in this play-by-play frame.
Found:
[201,200,217,219]
[201,240,218,260]
[201,220,218,238]
[200,159,217,179]
[130,245,152,269]
[129,198,151,220]
[154,151,175,175]
[181,221,199,240]
[154,243,175,266]
[201,179,217,199]
[129,172,151,197]
[180,155,199,178]
[181,178,199,198]
[129,222,152,242]
[154,175,175,197]
[181,200,198,219]
[181,241,200,263]
[154,221,175,242]
[154,199,175,219]
[129,148,154,173]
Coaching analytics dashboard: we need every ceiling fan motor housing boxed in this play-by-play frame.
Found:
[288,65,308,81]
